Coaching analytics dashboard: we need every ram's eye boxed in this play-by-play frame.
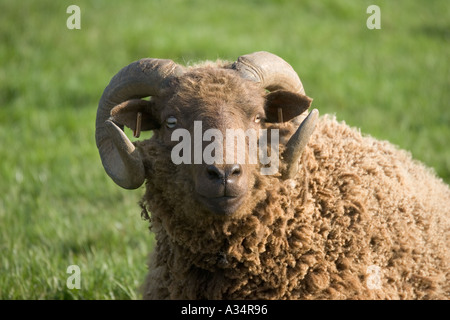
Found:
[166,116,177,128]
[254,114,261,123]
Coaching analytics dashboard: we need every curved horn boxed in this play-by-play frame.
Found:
[282,109,319,180]
[232,51,305,95]
[96,58,184,189]
[233,51,318,179]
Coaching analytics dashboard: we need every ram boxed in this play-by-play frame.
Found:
[95,51,449,299]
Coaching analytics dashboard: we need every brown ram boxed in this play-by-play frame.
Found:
[96,51,449,299]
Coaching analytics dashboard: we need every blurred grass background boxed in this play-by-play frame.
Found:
[0,0,448,299]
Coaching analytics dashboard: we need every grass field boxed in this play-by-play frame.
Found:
[0,0,449,299]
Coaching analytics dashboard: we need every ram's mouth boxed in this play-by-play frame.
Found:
[197,194,245,215]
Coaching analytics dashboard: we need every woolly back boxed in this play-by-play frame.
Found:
[140,115,450,299]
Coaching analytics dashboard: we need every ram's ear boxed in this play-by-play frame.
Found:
[264,90,312,123]
[110,99,160,132]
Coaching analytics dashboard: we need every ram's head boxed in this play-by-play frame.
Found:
[96,52,318,215]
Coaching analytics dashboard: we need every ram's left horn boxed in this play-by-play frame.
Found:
[282,109,319,179]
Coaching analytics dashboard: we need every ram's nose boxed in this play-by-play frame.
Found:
[195,164,248,215]
[206,164,242,190]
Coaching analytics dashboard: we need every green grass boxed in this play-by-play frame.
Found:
[1,0,449,299]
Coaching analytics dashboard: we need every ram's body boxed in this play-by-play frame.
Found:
[140,116,449,299]
[96,52,450,300]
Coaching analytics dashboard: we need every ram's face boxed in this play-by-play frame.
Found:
[153,69,266,214]
[96,52,318,216]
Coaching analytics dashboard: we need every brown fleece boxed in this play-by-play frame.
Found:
[138,115,449,300]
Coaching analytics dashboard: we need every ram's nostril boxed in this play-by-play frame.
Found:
[229,164,242,177]
[206,165,224,180]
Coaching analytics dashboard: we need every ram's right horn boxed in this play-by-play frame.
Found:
[95,59,184,189]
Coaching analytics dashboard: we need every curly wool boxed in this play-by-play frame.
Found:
[139,115,450,299]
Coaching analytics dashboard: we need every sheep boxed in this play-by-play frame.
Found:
[95,51,450,299]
